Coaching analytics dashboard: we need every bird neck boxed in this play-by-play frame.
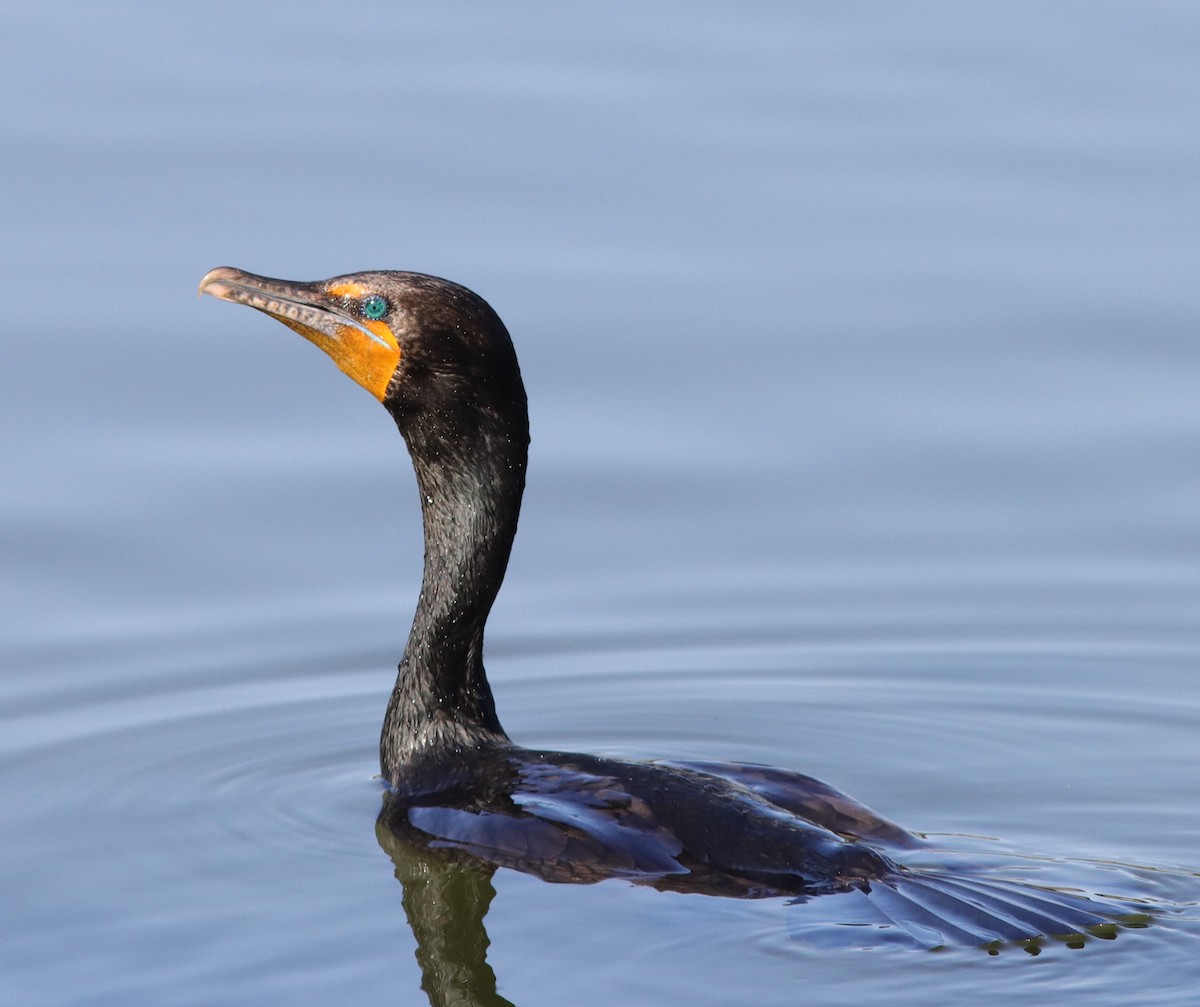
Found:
[381,410,527,782]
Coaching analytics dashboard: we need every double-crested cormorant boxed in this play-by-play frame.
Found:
[199,267,1129,947]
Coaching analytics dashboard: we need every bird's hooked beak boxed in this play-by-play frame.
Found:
[198,266,402,401]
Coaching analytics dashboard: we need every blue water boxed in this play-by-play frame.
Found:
[3,3,1199,1004]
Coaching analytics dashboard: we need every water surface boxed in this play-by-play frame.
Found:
[2,3,1199,1004]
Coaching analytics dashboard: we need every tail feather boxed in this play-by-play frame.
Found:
[787,868,1137,950]
[916,872,1113,937]
[885,876,1032,942]
[862,880,1010,946]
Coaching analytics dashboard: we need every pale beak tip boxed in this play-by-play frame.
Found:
[198,265,242,298]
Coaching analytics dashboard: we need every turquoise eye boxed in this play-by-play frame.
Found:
[362,294,388,320]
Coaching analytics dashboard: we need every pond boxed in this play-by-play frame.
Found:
[2,3,1198,1004]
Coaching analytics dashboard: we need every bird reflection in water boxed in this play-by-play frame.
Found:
[378,824,515,1007]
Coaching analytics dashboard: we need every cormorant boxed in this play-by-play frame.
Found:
[199,266,1130,947]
